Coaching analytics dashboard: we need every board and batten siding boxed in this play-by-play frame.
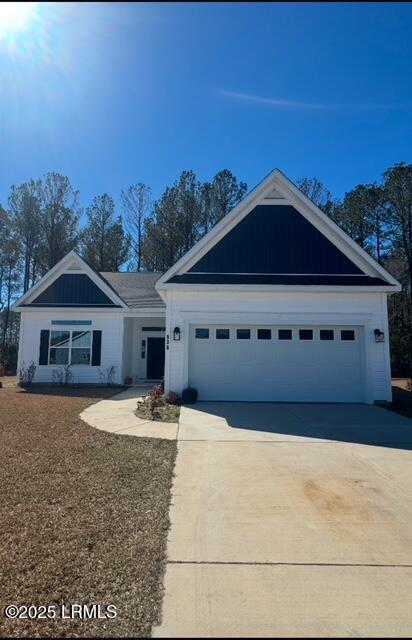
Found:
[164,290,392,403]
[17,310,124,384]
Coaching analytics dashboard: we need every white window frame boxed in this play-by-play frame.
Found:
[48,329,92,366]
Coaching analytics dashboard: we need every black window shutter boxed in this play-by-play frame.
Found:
[92,330,102,366]
[39,330,50,365]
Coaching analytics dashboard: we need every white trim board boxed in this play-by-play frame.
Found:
[15,306,166,316]
[159,283,397,294]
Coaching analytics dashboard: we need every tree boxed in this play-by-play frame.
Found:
[297,177,333,211]
[177,170,201,254]
[8,179,42,292]
[107,217,131,271]
[38,172,80,273]
[209,169,247,228]
[0,211,21,366]
[141,172,200,271]
[121,183,151,271]
[362,183,390,264]
[383,163,412,303]
[333,185,375,251]
[141,169,247,271]
[82,194,130,271]
[0,206,9,315]
[198,181,213,236]
[141,187,182,271]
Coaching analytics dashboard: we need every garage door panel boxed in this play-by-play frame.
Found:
[189,324,365,403]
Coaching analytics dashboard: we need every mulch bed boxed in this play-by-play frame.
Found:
[0,387,177,638]
[136,397,180,423]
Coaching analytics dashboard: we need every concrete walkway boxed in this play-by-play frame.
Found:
[80,385,178,440]
[154,402,412,637]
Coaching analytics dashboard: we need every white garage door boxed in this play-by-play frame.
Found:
[189,325,366,403]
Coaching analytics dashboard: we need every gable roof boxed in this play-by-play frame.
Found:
[30,273,121,307]
[186,204,363,275]
[156,169,401,293]
[13,251,128,310]
[100,272,164,309]
[13,251,165,312]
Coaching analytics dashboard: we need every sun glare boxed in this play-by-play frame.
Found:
[0,2,38,37]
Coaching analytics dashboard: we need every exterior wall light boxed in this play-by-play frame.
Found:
[173,326,181,341]
[374,329,385,343]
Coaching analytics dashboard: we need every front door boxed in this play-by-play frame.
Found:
[147,337,165,380]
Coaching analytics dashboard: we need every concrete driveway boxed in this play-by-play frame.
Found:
[154,403,412,638]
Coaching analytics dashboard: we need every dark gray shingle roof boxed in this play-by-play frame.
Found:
[99,272,165,309]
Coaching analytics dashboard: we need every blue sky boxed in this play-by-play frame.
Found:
[1,1,411,214]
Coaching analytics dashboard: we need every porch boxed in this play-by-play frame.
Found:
[122,315,166,385]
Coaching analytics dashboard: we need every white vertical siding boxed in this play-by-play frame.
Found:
[165,290,392,403]
[18,310,124,384]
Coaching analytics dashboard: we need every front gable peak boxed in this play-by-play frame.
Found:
[13,251,127,310]
[186,204,363,276]
[156,169,400,291]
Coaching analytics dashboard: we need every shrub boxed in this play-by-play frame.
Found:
[167,391,181,406]
[124,376,133,386]
[181,387,198,404]
[52,364,72,386]
[99,365,117,386]
[18,361,37,388]
[148,384,163,419]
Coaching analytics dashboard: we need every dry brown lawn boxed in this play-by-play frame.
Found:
[0,375,16,387]
[0,387,176,638]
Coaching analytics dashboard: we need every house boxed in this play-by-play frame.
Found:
[13,169,401,404]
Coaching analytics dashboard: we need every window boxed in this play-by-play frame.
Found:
[71,330,92,364]
[216,328,230,339]
[195,328,209,339]
[142,326,165,332]
[49,330,70,364]
[49,330,92,365]
[299,329,313,341]
[258,329,271,340]
[320,329,334,341]
[341,330,355,341]
[278,329,292,340]
[236,329,250,340]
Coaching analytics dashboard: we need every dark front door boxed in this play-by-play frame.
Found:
[147,337,165,380]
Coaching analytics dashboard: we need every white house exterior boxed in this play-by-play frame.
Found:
[14,170,400,404]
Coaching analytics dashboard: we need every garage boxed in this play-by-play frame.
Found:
[188,324,366,403]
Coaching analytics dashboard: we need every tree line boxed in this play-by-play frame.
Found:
[299,163,411,376]
[0,169,247,368]
[0,163,410,376]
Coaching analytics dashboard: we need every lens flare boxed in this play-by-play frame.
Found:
[0,2,38,37]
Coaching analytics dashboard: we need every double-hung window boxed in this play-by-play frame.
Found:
[49,330,92,365]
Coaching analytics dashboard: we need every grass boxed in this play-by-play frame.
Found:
[0,374,16,387]
[0,386,177,638]
[136,397,180,423]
